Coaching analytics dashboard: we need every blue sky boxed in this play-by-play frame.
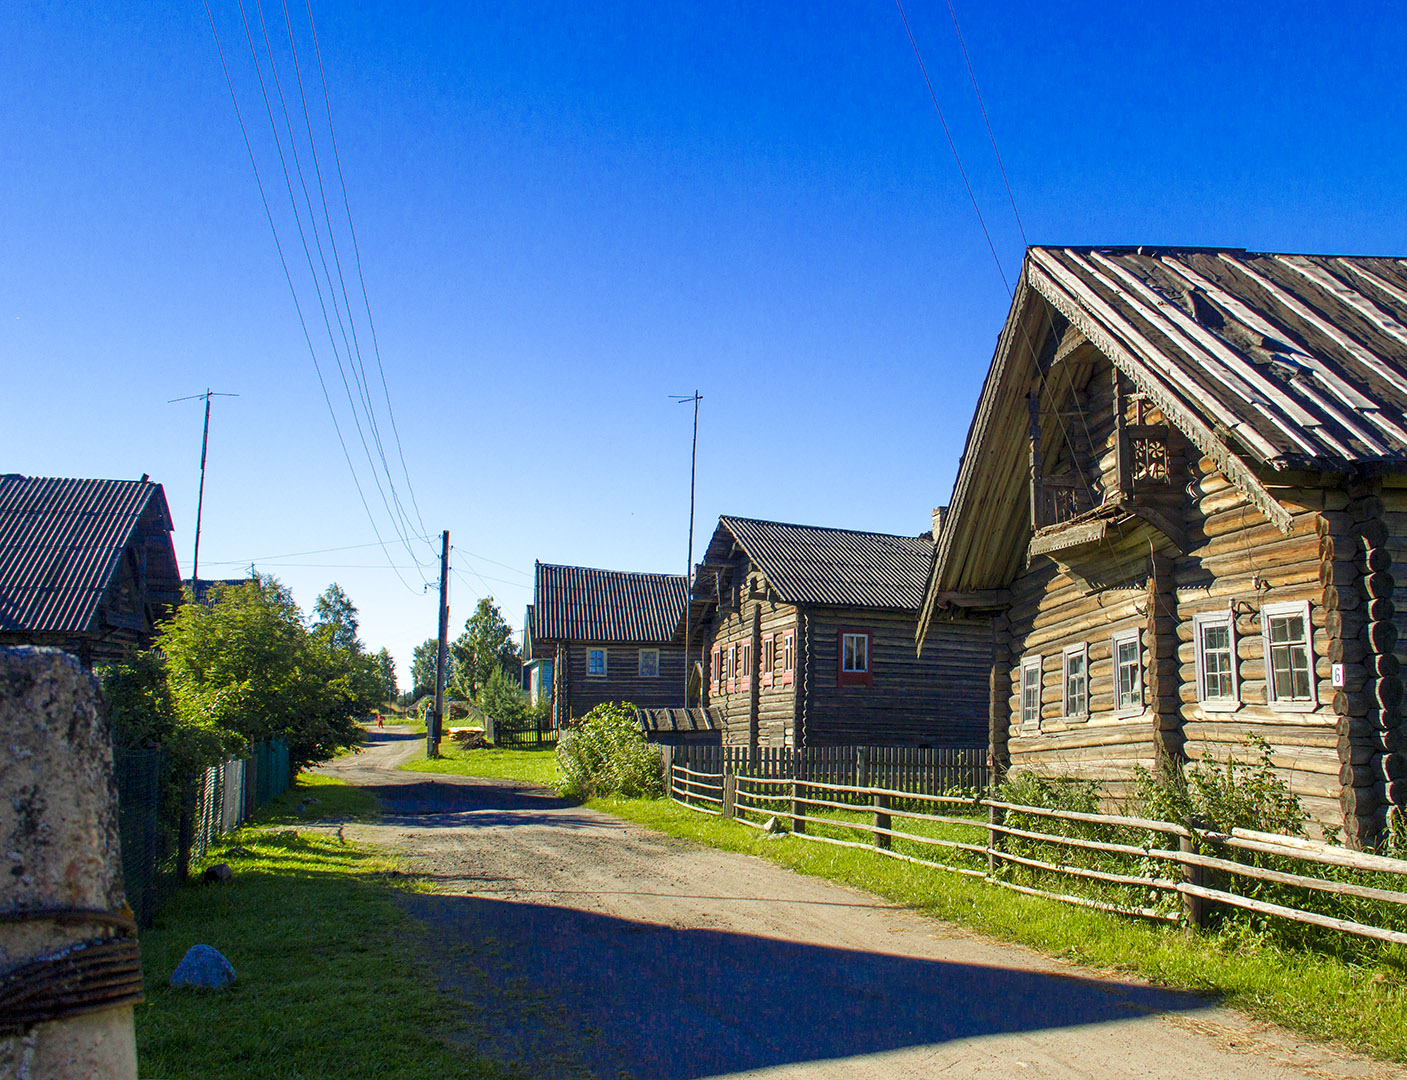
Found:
[4,1,1405,684]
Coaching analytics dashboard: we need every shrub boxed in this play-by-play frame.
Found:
[555,702,661,801]
[1132,735,1308,836]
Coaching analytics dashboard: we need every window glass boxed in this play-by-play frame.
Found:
[1063,648,1087,717]
[842,633,868,672]
[1021,659,1041,728]
[1199,621,1235,700]
[638,649,659,677]
[587,649,606,677]
[1266,607,1313,703]
[1114,632,1141,710]
[783,632,794,672]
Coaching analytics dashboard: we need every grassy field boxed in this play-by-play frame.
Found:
[401,742,560,787]
[134,775,509,1080]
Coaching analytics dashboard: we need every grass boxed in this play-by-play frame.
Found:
[134,775,510,1080]
[401,742,560,788]
[591,794,1407,1063]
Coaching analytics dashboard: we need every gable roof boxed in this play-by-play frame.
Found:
[705,516,934,610]
[0,475,179,634]
[921,245,1407,631]
[529,562,687,644]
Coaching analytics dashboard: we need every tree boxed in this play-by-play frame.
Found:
[374,647,398,705]
[411,637,444,699]
[313,582,362,653]
[449,596,521,700]
[158,573,372,771]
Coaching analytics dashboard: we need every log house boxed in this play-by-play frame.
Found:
[918,247,1407,846]
[690,516,991,748]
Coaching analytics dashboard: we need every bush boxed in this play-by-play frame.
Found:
[1132,735,1308,836]
[555,702,661,801]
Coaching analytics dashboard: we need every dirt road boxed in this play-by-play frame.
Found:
[320,730,1399,1080]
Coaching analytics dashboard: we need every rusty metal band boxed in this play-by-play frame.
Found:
[0,937,145,1035]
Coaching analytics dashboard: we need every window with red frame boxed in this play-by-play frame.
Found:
[726,642,737,693]
[739,641,753,691]
[761,634,776,687]
[837,629,873,688]
[781,630,795,686]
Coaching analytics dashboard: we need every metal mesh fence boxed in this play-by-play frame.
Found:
[113,739,291,927]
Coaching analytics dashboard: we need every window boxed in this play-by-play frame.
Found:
[1112,629,1142,713]
[761,634,776,687]
[739,641,753,691]
[781,630,795,687]
[638,648,659,678]
[838,629,873,687]
[726,642,737,693]
[587,648,607,678]
[1062,644,1088,718]
[1020,656,1042,731]
[1195,610,1238,708]
[1263,601,1315,707]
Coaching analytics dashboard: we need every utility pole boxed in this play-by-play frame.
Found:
[672,392,703,705]
[429,529,450,758]
[169,389,238,589]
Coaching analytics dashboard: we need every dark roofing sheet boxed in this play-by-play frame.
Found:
[0,476,166,634]
[720,516,934,610]
[1030,248,1407,468]
[530,563,687,643]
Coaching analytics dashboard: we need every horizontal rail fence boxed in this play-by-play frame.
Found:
[670,745,988,801]
[666,757,1407,948]
[115,739,292,926]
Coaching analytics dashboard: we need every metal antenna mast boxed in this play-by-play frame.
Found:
[671,392,703,704]
[169,389,239,588]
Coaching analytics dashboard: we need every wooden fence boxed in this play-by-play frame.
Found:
[667,759,1407,946]
[666,744,988,794]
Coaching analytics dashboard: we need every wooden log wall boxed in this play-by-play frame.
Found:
[704,573,800,748]
[557,640,688,720]
[1174,460,1341,834]
[803,607,991,747]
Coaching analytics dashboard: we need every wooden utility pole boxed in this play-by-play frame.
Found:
[673,391,702,704]
[429,529,450,758]
[169,389,238,587]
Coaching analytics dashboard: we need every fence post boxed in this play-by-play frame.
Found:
[1180,832,1206,934]
[987,802,1004,875]
[722,768,736,820]
[874,791,891,850]
[857,745,870,792]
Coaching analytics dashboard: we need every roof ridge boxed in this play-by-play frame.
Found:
[720,514,933,545]
[536,561,687,580]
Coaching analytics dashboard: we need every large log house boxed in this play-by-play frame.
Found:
[524,561,690,727]
[917,246,1407,845]
[692,515,991,748]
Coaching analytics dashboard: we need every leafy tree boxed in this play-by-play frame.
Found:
[449,596,521,700]
[411,637,446,699]
[313,582,362,653]
[374,647,398,704]
[555,701,660,800]
[158,573,372,772]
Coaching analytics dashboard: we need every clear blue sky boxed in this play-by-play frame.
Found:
[4,1,1405,685]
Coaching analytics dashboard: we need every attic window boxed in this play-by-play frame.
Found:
[587,649,607,678]
[638,648,659,678]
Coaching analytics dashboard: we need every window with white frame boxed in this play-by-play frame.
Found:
[1020,657,1042,730]
[1262,601,1315,707]
[739,641,753,690]
[1194,610,1238,707]
[1062,644,1088,718]
[781,630,795,686]
[638,648,659,678]
[587,648,607,677]
[1112,628,1142,712]
[842,633,868,673]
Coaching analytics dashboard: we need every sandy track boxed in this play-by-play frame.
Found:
[319,729,1402,1080]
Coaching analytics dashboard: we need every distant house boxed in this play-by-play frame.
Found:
[0,474,182,665]
[525,562,690,727]
[690,516,991,748]
[918,246,1407,846]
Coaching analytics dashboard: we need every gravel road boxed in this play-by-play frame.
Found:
[319,729,1401,1080]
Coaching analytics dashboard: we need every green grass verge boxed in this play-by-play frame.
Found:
[400,743,560,788]
[135,777,509,1080]
[589,794,1407,1063]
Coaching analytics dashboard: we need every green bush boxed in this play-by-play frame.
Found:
[1132,735,1308,836]
[555,702,661,800]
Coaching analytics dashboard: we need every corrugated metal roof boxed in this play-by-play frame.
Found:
[1030,247,1407,469]
[530,562,687,644]
[718,516,934,610]
[0,475,175,634]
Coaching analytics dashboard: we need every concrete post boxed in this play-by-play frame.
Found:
[0,648,139,1080]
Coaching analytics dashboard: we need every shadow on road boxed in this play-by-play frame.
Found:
[404,892,1213,1080]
